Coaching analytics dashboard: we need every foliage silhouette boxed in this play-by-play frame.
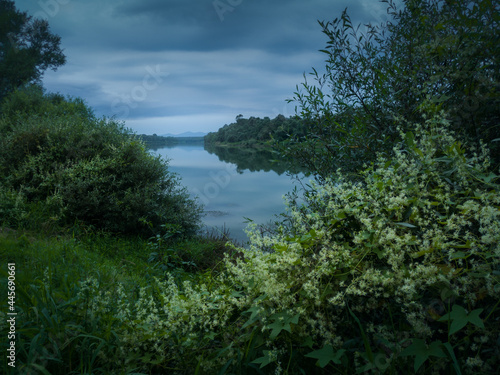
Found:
[0,0,66,100]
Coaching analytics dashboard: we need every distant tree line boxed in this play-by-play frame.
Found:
[138,134,176,149]
[138,134,204,150]
[204,114,307,147]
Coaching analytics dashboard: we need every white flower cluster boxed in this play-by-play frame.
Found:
[222,112,499,366]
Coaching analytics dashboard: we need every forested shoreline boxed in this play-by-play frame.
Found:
[139,134,204,150]
[204,114,306,148]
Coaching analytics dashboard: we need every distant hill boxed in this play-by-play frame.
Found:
[161,131,207,137]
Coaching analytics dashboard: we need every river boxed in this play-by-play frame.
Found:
[151,144,305,243]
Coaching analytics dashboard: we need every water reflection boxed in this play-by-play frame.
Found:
[151,144,305,243]
[204,143,307,175]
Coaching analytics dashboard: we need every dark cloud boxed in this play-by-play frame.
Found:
[111,0,357,53]
[12,0,397,134]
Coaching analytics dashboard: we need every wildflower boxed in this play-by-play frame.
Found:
[465,357,483,368]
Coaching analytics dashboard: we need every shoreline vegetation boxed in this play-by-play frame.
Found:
[138,134,205,150]
[1,0,499,374]
[204,114,306,150]
[204,139,273,150]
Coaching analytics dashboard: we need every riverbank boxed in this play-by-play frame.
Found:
[3,119,500,374]
[139,134,205,149]
[204,139,273,150]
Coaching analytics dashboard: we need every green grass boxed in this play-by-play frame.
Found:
[0,230,135,373]
[0,226,234,374]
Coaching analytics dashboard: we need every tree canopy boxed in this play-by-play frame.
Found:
[276,0,500,179]
[0,0,66,100]
[205,114,307,146]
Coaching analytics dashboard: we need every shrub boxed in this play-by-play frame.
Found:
[0,87,201,235]
[0,185,27,228]
[0,84,94,120]
[222,111,499,373]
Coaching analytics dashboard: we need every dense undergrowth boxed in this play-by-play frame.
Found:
[0,226,236,374]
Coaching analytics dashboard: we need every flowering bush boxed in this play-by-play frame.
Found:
[72,112,498,374]
[222,112,500,372]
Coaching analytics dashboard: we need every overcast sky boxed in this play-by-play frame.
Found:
[14,0,392,135]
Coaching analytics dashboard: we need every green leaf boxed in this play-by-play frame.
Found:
[230,290,243,298]
[371,247,385,259]
[248,277,256,289]
[405,131,415,147]
[242,306,261,329]
[401,339,446,372]
[395,222,417,228]
[465,309,485,330]
[414,147,424,158]
[479,172,498,183]
[438,305,484,335]
[449,251,468,260]
[252,350,274,368]
[305,345,345,368]
[452,241,471,249]
[204,332,217,340]
[348,304,373,363]
[267,312,300,339]
[218,357,234,375]
[360,231,372,240]
[442,342,462,375]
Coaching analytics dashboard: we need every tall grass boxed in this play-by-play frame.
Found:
[0,229,153,374]
[0,226,240,374]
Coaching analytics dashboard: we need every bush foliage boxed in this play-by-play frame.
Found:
[0,86,201,235]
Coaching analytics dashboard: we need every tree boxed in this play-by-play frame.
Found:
[0,0,66,100]
[277,0,499,180]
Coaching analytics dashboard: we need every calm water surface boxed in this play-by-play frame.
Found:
[152,145,304,243]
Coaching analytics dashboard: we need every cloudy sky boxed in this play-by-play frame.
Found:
[14,0,392,135]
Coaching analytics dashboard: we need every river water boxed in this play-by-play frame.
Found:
[151,144,305,243]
